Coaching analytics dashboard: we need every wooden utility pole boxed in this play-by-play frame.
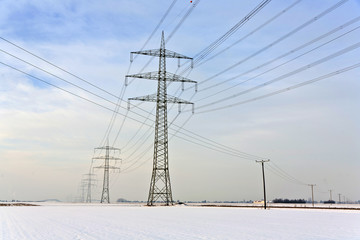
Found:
[256,159,270,209]
[308,184,316,207]
[329,189,333,201]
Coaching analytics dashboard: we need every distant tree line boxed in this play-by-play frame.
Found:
[272,198,306,204]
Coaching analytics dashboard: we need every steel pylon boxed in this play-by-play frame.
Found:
[84,172,96,203]
[93,144,121,203]
[127,32,196,206]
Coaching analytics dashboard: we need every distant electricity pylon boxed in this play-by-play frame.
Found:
[256,159,270,209]
[127,31,197,206]
[93,143,121,203]
[84,173,96,203]
[79,179,87,203]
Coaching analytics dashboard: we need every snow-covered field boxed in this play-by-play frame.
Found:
[1,203,359,240]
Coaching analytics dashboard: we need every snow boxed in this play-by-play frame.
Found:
[1,203,359,240]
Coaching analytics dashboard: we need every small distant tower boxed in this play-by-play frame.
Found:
[127,31,197,205]
[79,179,87,203]
[93,143,121,203]
[84,172,96,203]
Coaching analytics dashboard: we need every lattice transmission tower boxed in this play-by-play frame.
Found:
[84,172,96,203]
[79,179,87,203]
[93,143,121,203]
[127,31,197,206]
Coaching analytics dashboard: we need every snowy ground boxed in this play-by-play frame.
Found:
[1,203,359,240]
[188,202,360,209]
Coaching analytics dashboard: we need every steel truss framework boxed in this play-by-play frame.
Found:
[127,32,196,205]
[93,144,121,203]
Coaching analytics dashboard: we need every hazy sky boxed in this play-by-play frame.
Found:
[0,0,359,202]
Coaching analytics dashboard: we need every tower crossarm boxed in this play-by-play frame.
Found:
[128,93,157,102]
[94,165,121,170]
[167,95,194,104]
[129,94,193,105]
[94,146,121,151]
[131,49,192,60]
[92,156,122,161]
[126,71,196,83]
[83,179,96,184]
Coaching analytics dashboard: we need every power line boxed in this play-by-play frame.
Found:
[122,112,267,174]
[186,0,273,70]
[194,41,360,111]
[0,46,130,152]
[124,1,292,144]
[1,34,128,150]
[185,0,350,90]
[109,100,146,149]
[266,162,307,185]
[2,55,268,169]
[121,101,226,173]
[195,19,360,101]
[122,128,154,162]
[0,46,183,142]
[270,162,307,185]
[0,48,121,102]
[121,107,155,151]
[3,1,320,170]
[6,48,358,168]
[117,1,202,159]
[166,0,201,42]
[121,156,152,174]
[174,126,264,160]
[1,57,318,188]
[132,0,178,62]
[98,86,127,149]
[0,54,155,158]
[122,144,153,172]
[0,36,120,99]
[121,114,264,174]
[265,165,300,184]
[169,113,193,142]
[0,60,129,114]
[111,108,129,147]
[168,1,356,132]
[195,61,360,114]
[169,0,301,105]
[195,0,303,68]
[118,2,202,141]
[127,0,201,86]
[162,2,191,31]
[122,110,263,174]
[101,0,182,150]
[1,1,180,163]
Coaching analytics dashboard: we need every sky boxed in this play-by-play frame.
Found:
[0,0,359,203]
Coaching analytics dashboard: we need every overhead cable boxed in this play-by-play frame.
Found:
[187,0,349,90]
[195,41,360,110]
[195,19,360,99]
[196,61,360,114]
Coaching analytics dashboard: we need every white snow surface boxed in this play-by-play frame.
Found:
[1,203,359,240]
